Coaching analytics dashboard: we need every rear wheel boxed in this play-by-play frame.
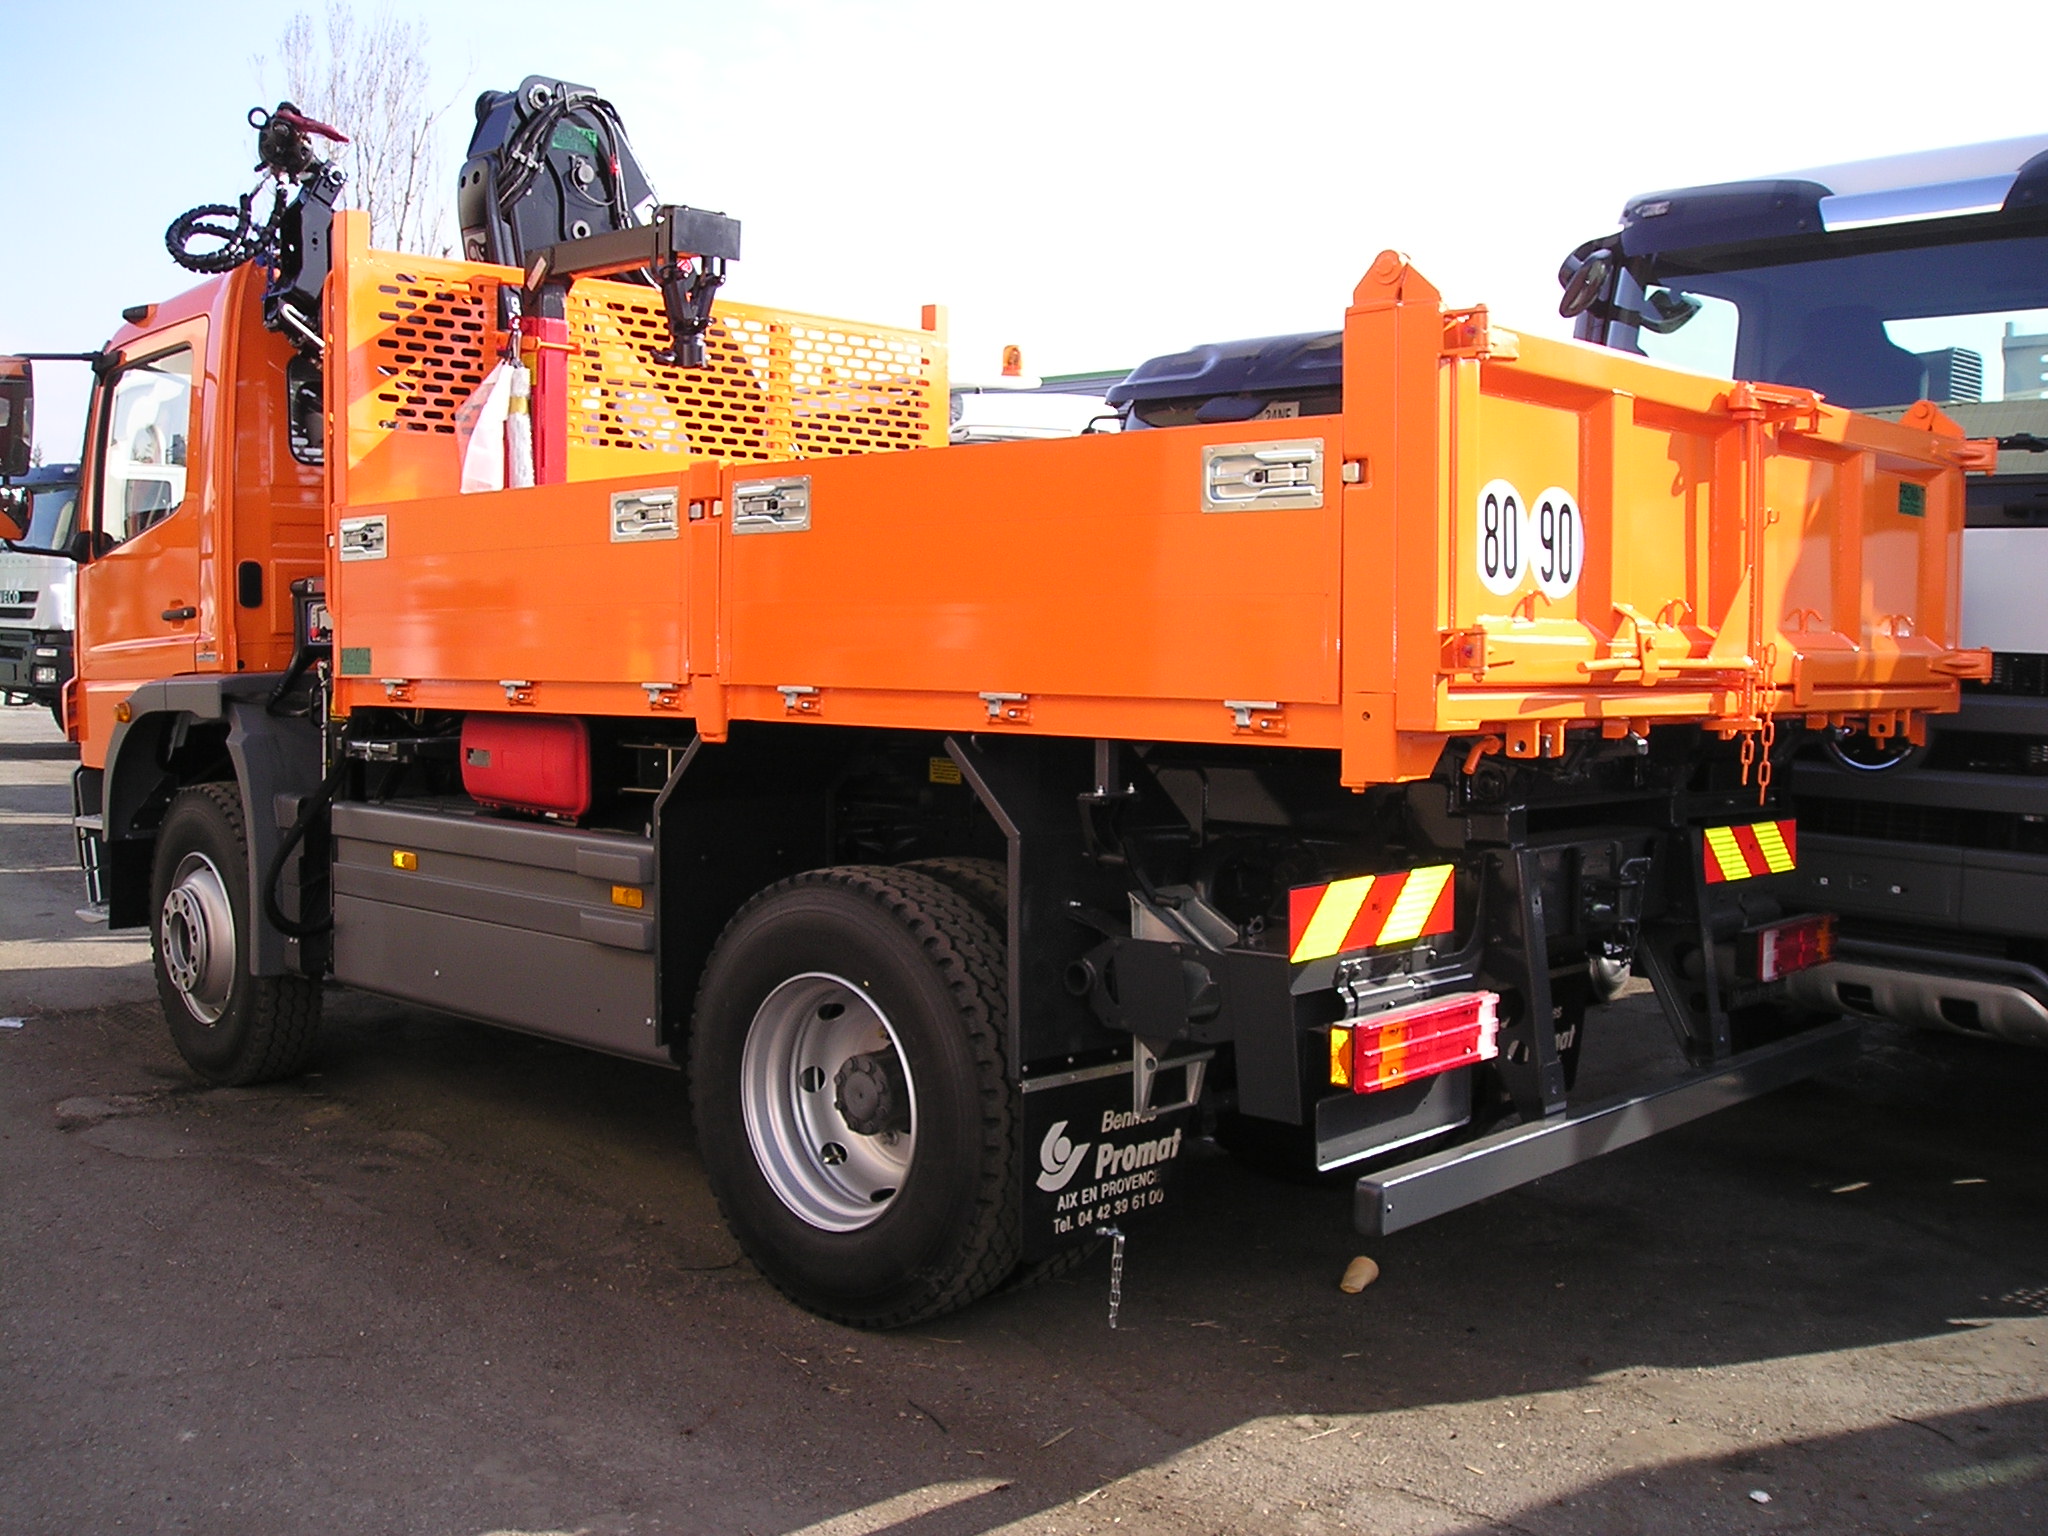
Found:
[900,855,1007,926]
[690,867,1018,1327]
[151,783,321,1085]
[898,855,1107,1289]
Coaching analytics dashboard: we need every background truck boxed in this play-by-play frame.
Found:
[3,85,1990,1328]
[1558,133,2048,1050]
[0,461,82,725]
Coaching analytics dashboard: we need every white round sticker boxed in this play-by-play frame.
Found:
[1528,486,1584,600]
[1474,478,1525,596]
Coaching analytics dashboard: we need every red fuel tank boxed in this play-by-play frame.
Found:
[460,714,591,819]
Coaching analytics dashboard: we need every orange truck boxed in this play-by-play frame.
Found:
[0,92,1992,1327]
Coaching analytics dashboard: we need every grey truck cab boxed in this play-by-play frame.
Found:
[1561,134,2048,1047]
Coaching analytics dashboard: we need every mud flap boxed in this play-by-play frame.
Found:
[1018,1052,1208,1262]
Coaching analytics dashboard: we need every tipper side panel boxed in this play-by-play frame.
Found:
[716,426,1345,745]
[1338,255,1976,780]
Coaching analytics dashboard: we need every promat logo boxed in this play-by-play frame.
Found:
[1036,1121,1089,1192]
[1289,865,1456,964]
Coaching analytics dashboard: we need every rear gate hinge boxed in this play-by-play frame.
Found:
[979,691,1031,724]
[1224,700,1285,736]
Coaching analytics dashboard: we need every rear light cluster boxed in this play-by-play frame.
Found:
[1746,913,1836,983]
[1330,990,1500,1094]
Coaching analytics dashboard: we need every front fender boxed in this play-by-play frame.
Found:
[99,675,323,974]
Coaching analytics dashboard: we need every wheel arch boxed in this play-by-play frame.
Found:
[98,675,323,973]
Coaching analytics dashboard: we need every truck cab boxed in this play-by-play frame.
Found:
[1562,133,2048,1047]
[0,461,82,723]
[62,270,325,755]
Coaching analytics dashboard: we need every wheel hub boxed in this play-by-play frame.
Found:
[834,1049,910,1137]
[739,973,919,1233]
[160,852,236,1025]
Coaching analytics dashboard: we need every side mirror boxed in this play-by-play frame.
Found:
[0,357,32,478]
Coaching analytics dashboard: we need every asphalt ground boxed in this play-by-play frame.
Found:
[3,701,2046,1536]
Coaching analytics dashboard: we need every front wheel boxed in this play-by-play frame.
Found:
[151,783,321,1085]
[690,866,1018,1328]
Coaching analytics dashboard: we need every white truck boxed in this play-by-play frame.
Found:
[0,461,82,727]
[1561,133,2048,1048]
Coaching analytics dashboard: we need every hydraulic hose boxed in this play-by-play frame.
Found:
[263,756,347,939]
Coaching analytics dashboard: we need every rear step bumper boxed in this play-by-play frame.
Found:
[1354,1021,1863,1236]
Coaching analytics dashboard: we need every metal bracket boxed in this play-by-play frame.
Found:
[1202,440,1324,512]
[1441,306,1520,361]
[499,679,535,706]
[733,476,811,534]
[1223,700,1284,735]
[979,691,1030,724]
[777,684,820,715]
[1482,847,1569,1119]
[379,678,415,704]
[642,682,683,710]
[611,488,679,542]
[1132,1037,1208,1120]
[337,515,388,562]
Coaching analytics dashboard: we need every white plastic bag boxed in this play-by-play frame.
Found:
[455,362,513,493]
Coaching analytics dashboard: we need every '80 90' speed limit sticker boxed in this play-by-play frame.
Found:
[1475,480,1584,601]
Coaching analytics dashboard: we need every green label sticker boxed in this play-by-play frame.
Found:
[339,646,373,676]
[1898,482,1926,519]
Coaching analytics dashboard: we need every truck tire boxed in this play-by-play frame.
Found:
[151,783,321,1086]
[900,855,1008,926]
[690,866,1019,1328]
[898,855,1108,1291]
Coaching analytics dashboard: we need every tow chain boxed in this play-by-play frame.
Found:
[1755,648,1778,804]
[1097,1225,1126,1329]
[1735,642,1779,804]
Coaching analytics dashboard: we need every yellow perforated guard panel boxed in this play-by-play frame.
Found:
[369,272,494,437]
[339,243,945,502]
[564,280,945,467]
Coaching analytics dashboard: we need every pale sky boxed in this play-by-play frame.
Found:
[4,0,2044,450]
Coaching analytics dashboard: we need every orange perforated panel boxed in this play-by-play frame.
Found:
[366,273,497,435]
[337,240,513,503]
[563,281,944,467]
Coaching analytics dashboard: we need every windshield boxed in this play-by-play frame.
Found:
[1614,230,2048,432]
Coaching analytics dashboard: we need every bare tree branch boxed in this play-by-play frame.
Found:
[269,2,451,255]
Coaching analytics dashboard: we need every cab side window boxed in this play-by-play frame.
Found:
[97,349,194,547]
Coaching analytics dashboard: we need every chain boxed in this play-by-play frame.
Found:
[1734,643,1781,801]
[1754,643,1779,804]
[1098,1225,1126,1330]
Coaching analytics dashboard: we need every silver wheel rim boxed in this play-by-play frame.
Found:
[160,851,236,1025]
[739,972,918,1232]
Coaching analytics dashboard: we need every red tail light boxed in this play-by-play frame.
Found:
[1748,914,1836,983]
[1330,991,1499,1094]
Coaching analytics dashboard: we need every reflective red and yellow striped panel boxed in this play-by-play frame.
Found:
[1288,864,1455,964]
[1702,819,1797,884]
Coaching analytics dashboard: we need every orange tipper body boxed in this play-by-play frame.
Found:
[308,221,1982,782]
[48,202,1999,1327]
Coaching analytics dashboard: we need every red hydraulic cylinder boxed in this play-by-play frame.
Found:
[518,283,571,486]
